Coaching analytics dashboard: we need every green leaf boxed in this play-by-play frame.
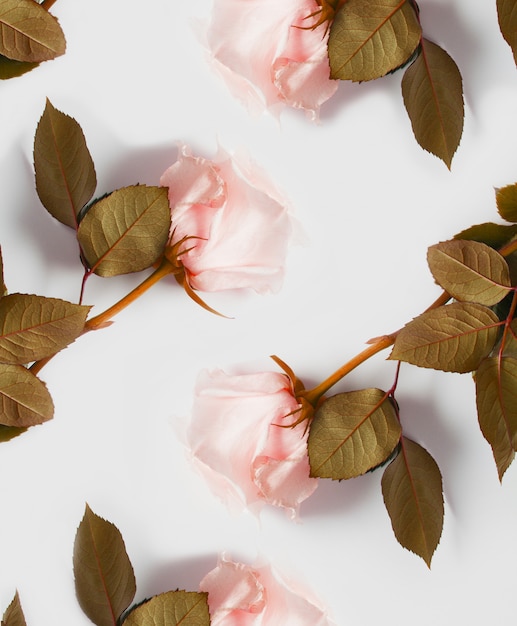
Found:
[389,302,500,373]
[496,182,517,222]
[454,222,517,249]
[34,99,97,230]
[401,39,464,168]
[427,240,512,306]
[123,591,211,626]
[328,0,421,81]
[0,424,27,443]
[0,362,54,427]
[74,504,136,626]
[497,0,517,64]
[475,356,517,480]
[381,437,444,567]
[308,388,402,479]
[0,53,38,79]
[77,186,171,277]
[0,294,90,364]
[0,247,6,297]
[2,591,27,626]
[0,0,66,62]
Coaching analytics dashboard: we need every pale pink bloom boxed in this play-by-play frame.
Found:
[188,368,318,518]
[205,0,338,119]
[160,144,292,294]
[200,555,333,626]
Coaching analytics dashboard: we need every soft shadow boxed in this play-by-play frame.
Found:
[17,142,180,275]
[319,72,400,122]
[320,1,483,122]
[417,0,486,114]
[101,143,179,190]
[301,389,462,519]
[16,147,81,270]
[301,470,378,518]
[138,553,218,596]
[395,391,462,515]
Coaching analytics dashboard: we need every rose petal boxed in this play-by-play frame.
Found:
[163,146,292,294]
[188,369,317,515]
[258,563,332,626]
[160,144,226,213]
[200,556,334,626]
[205,0,337,117]
[200,556,265,626]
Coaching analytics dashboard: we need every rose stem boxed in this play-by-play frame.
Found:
[498,290,517,358]
[498,238,517,257]
[303,238,517,405]
[30,257,177,375]
[83,258,177,331]
[40,0,59,10]
[302,289,451,406]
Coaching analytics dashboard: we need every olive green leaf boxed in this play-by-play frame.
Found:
[475,356,517,480]
[34,99,97,230]
[0,294,90,364]
[328,0,421,81]
[0,247,7,298]
[497,0,517,64]
[0,424,27,443]
[308,388,402,479]
[74,504,136,626]
[496,182,517,222]
[382,437,444,567]
[123,591,211,626]
[2,591,27,626]
[401,39,464,168]
[0,0,66,62]
[454,222,517,249]
[427,240,512,306]
[390,302,501,373]
[0,53,38,79]
[0,362,54,427]
[77,186,171,277]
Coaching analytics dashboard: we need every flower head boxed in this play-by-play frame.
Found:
[200,555,333,626]
[204,0,338,119]
[187,364,318,519]
[160,144,292,305]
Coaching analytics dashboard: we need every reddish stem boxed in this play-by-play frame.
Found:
[40,0,59,10]
[301,289,450,406]
[30,258,177,375]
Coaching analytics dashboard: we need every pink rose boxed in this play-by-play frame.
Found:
[160,144,292,296]
[200,555,333,626]
[204,0,338,119]
[187,368,318,518]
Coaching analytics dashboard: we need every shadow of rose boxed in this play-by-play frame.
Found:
[137,553,219,598]
[102,142,179,190]
[300,467,380,518]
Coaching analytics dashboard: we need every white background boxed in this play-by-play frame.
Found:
[1,0,517,624]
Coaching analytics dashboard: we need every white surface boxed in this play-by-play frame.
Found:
[1,0,517,624]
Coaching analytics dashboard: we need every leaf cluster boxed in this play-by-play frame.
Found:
[1,505,211,626]
[0,0,66,80]
[392,186,517,479]
[34,100,171,280]
[305,184,517,565]
[324,0,517,167]
[0,249,90,440]
[307,380,444,566]
[1,100,174,441]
